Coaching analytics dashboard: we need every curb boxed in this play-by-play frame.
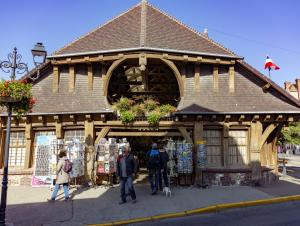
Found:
[88,194,300,226]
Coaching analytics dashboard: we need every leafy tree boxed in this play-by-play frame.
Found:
[278,122,300,145]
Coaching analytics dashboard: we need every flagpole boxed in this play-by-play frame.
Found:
[268,68,271,79]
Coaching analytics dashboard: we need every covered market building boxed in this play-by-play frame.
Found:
[1,0,300,187]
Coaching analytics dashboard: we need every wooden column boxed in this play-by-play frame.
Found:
[55,122,63,139]
[84,120,95,182]
[193,121,203,185]
[250,121,263,185]
[229,65,235,93]
[101,65,107,96]
[194,63,200,93]
[213,64,219,91]
[69,65,75,92]
[181,64,186,96]
[24,122,33,169]
[88,64,93,91]
[223,123,229,167]
[52,66,59,93]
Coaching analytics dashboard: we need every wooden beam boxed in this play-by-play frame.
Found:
[229,65,235,93]
[288,116,294,122]
[224,115,231,122]
[194,63,200,93]
[85,114,93,122]
[250,121,263,184]
[52,65,59,93]
[178,127,193,143]
[84,120,95,182]
[252,115,260,122]
[95,127,110,144]
[55,121,63,139]
[53,115,60,123]
[181,64,186,96]
[276,115,283,121]
[24,123,32,168]
[196,115,203,121]
[87,64,93,91]
[51,53,236,65]
[69,65,75,92]
[259,124,277,150]
[211,115,217,122]
[239,115,245,122]
[264,115,271,121]
[107,131,182,137]
[193,121,203,185]
[223,123,229,167]
[213,65,218,91]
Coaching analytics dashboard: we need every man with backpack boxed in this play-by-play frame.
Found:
[146,143,160,195]
[48,150,72,202]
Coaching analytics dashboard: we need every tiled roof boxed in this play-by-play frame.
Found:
[177,61,300,114]
[52,2,237,58]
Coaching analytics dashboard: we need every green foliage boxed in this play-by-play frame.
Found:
[278,123,300,145]
[120,111,135,124]
[160,104,176,116]
[144,98,159,112]
[113,97,177,125]
[147,111,161,126]
[132,103,145,116]
[113,97,134,112]
[0,80,35,117]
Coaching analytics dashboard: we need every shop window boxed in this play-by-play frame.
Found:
[64,130,85,143]
[8,131,26,167]
[228,130,248,166]
[204,130,223,167]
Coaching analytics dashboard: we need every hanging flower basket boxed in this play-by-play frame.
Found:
[0,80,36,117]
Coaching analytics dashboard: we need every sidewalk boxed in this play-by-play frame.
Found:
[4,156,300,226]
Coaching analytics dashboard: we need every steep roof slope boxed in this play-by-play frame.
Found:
[52,2,237,58]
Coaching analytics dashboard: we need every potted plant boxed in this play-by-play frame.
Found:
[147,110,161,126]
[160,104,176,117]
[120,110,135,125]
[0,80,35,117]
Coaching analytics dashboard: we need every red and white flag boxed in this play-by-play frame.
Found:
[264,56,280,70]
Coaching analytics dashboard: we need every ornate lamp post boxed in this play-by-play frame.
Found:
[0,44,46,226]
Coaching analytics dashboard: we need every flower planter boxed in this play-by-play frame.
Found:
[0,96,21,103]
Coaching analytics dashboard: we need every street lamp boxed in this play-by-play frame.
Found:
[30,42,47,81]
[0,44,46,226]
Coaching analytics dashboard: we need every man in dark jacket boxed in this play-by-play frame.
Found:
[146,143,160,195]
[159,145,169,190]
[117,146,137,204]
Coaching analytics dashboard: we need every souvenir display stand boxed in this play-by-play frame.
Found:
[166,139,194,186]
[66,139,85,189]
[32,135,61,188]
[95,138,119,185]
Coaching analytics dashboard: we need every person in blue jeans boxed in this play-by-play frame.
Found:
[117,146,137,204]
[146,143,160,195]
[48,150,70,202]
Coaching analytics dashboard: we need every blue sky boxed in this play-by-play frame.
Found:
[0,0,299,87]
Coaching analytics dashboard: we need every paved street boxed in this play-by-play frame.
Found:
[129,200,300,226]
[3,155,300,226]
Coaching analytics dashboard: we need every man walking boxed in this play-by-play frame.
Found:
[146,143,160,195]
[158,144,169,191]
[117,146,137,204]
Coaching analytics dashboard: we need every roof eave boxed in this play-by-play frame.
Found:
[48,47,243,60]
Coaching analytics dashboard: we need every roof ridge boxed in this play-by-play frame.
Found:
[146,2,236,56]
[238,60,300,107]
[52,3,142,56]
